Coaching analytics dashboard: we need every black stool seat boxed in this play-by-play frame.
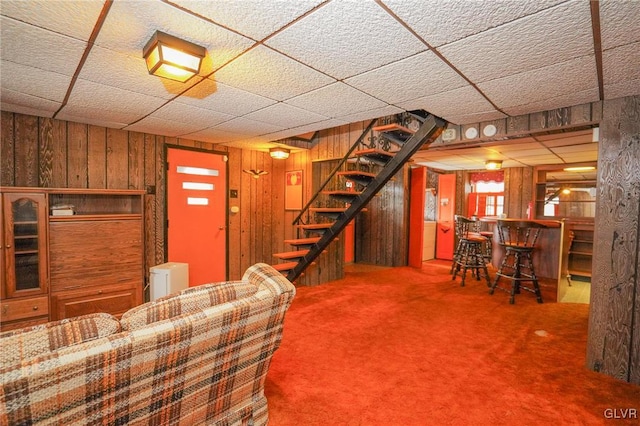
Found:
[489,219,547,304]
[451,215,491,287]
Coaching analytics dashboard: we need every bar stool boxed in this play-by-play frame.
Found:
[451,215,491,287]
[489,220,547,304]
[472,219,494,265]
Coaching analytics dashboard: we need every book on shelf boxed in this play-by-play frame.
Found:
[51,208,75,216]
[51,204,76,216]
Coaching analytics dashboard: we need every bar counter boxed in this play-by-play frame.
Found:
[479,217,564,281]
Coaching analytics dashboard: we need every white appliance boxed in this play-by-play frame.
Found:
[149,262,189,301]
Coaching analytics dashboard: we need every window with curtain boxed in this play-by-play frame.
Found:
[468,171,505,217]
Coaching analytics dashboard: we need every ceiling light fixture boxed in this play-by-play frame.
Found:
[269,147,290,160]
[143,31,206,83]
[563,166,596,172]
[243,169,268,179]
[485,160,503,170]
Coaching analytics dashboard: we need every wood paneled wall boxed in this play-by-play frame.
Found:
[0,111,382,286]
[587,95,640,384]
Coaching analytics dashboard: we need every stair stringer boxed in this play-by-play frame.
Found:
[286,114,446,282]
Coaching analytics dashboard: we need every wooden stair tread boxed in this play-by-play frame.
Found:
[372,123,415,135]
[274,250,309,260]
[311,207,347,212]
[296,223,334,229]
[337,171,376,178]
[272,262,299,272]
[322,190,361,196]
[284,237,321,246]
[310,207,367,213]
[354,148,396,157]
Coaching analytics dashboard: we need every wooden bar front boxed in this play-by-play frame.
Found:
[481,218,564,281]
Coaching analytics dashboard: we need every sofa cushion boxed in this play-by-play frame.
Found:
[0,312,120,369]
[120,280,258,331]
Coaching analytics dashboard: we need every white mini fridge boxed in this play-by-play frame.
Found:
[149,262,189,301]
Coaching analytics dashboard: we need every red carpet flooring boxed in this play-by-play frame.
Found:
[265,260,640,425]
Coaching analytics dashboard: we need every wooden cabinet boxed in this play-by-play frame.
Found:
[1,188,145,329]
[47,189,144,321]
[1,192,49,330]
[567,222,594,282]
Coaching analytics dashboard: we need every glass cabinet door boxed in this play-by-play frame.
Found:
[3,193,48,297]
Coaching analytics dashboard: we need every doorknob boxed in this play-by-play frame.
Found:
[219,226,225,230]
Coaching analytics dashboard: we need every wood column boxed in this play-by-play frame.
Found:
[586,95,640,384]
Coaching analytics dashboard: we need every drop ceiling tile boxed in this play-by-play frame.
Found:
[439,0,592,83]
[493,142,546,153]
[53,111,127,130]
[336,105,404,126]
[600,1,640,50]
[345,50,468,104]
[215,45,334,101]
[151,102,234,129]
[266,119,348,141]
[123,116,208,137]
[61,79,167,125]
[0,17,87,75]
[501,87,599,117]
[603,78,640,101]
[517,158,562,166]
[415,161,458,171]
[396,85,498,123]
[510,154,560,162]
[0,0,105,40]
[94,0,254,75]
[286,82,387,118]
[182,127,247,144]
[265,0,426,80]
[244,103,328,129]
[443,111,507,126]
[171,0,324,41]
[479,55,597,108]
[384,0,564,47]
[211,117,284,137]
[78,46,202,100]
[557,152,598,163]
[551,142,599,154]
[0,60,71,103]
[602,42,640,99]
[0,88,60,117]
[180,80,277,116]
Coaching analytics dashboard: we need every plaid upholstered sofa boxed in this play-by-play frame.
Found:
[0,263,295,426]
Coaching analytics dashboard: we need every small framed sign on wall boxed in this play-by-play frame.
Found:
[285,170,303,210]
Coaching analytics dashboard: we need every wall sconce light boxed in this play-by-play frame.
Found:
[485,160,503,170]
[243,169,268,179]
[143,31,206,83]
[269,147,290,160]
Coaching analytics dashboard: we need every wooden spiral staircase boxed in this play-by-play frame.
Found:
[272,110,447,282]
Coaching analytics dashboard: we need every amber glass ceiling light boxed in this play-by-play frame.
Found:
[485,160,502,170]
[143,31,206,83]
[270,147,290,160]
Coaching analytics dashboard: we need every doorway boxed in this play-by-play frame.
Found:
[166,147,228,286]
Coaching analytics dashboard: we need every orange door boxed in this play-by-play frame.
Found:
[167,148,227,286]
[408,166,427,267]
[436,173,456,260]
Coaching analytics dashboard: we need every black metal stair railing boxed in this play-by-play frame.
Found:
[285,112,447,282]
[291,118,377,227]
